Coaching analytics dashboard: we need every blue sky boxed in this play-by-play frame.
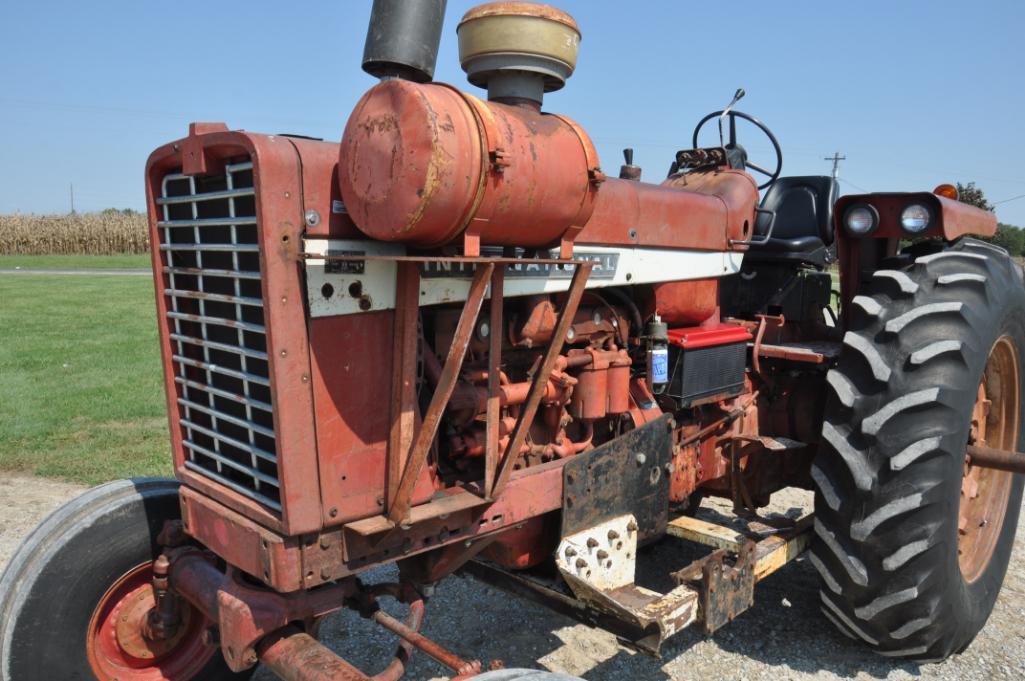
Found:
[2,1,1024,225]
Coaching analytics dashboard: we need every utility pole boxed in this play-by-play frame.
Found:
[70,183,75,214]
[824,152,845,180]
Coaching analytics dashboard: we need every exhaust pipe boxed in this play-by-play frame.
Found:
[362,0,447,83]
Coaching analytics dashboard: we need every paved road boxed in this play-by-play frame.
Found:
[0,268,150,276]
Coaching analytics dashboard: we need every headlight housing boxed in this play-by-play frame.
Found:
[900,203,932,233]
[843,203,878,235]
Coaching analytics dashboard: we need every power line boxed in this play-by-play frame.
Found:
[994,192,1025,206]
[838,177,871,193]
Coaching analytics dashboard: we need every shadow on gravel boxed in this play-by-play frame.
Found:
[267,526,924,681]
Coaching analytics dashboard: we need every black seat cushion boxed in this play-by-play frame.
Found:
[751,176,838,266]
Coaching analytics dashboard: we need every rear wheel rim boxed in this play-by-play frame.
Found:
[87,562,215,681]
[959,335,1020,583]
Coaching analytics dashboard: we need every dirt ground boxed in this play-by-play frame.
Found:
[2,475,1023,681]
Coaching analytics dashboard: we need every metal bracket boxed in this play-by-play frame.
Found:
[561,414,673,540]
[554,513,700,655]
[674,542,756,634]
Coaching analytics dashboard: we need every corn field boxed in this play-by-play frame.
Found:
[0,212,150,255]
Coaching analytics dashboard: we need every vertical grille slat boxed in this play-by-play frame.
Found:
[159,158,280,511]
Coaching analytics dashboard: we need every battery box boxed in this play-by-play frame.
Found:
[666,324,752,407]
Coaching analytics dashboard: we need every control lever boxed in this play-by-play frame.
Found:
[619,147,642,181]
[718,88,746,148]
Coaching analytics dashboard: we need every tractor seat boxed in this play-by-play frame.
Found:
[750,176,839,267]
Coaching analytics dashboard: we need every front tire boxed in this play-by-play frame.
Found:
[811,239,1025,660]
[0,478,250,681]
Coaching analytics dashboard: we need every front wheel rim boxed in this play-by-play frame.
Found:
[87,561,216,681]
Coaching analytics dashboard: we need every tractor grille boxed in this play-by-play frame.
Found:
[157,160,280,511]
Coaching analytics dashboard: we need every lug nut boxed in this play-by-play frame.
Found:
[586,537,599,548]
[575,558,587,569]
[627,520,638,533]
[608,529,620,540]
[565,547,577,557]
[597,550,609,560]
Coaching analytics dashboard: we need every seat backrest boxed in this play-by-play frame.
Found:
[755,175,838,244]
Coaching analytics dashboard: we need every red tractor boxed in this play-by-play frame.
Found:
[2,2,1022,679]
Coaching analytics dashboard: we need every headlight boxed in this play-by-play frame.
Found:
[900,203,932,233]
[844,204,878,235]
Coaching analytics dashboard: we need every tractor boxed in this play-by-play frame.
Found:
[3,1,1023,679]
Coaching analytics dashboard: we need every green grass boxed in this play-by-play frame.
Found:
[0,273,171,484]
[0,254,151,270]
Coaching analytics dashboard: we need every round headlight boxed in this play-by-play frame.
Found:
[844,204,878,235]
[901,204,932,233]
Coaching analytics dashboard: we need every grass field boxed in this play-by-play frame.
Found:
[0,270,170,484]
[0,254,151,269]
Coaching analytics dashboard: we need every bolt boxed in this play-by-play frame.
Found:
[608,529,620,540]
[479,322,490,338]
[376,495,384,507]
[627,520,638,533]
[329,507,338,518]
[565,547,577,557]
[465,539,473,548]
[586,537,599,548]
[201,628,219,646]
[320,536,331,550]
[320,567,331,580]
[635,453,647,467]
[597,550,609,560]
[244,652,258,667]
[666,462,676,474]
[575,558,587,569]
[304,209,321,227]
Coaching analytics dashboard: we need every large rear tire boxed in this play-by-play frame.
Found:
[811,239,1025,660]
[0,478,251,681]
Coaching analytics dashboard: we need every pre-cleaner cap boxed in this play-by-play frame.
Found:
[457,2,580,102]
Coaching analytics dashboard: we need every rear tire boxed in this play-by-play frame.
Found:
[811,239,1025,660]
[0,478,251,681]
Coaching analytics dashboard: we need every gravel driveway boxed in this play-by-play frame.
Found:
[2,474,1023,680]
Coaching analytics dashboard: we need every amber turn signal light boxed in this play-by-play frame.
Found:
[933,183,959,200]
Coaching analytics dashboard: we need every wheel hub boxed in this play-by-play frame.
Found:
[958,335,1019,582]
[87,562,215,681]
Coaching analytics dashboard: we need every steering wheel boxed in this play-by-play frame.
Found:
[692,110,783,190]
